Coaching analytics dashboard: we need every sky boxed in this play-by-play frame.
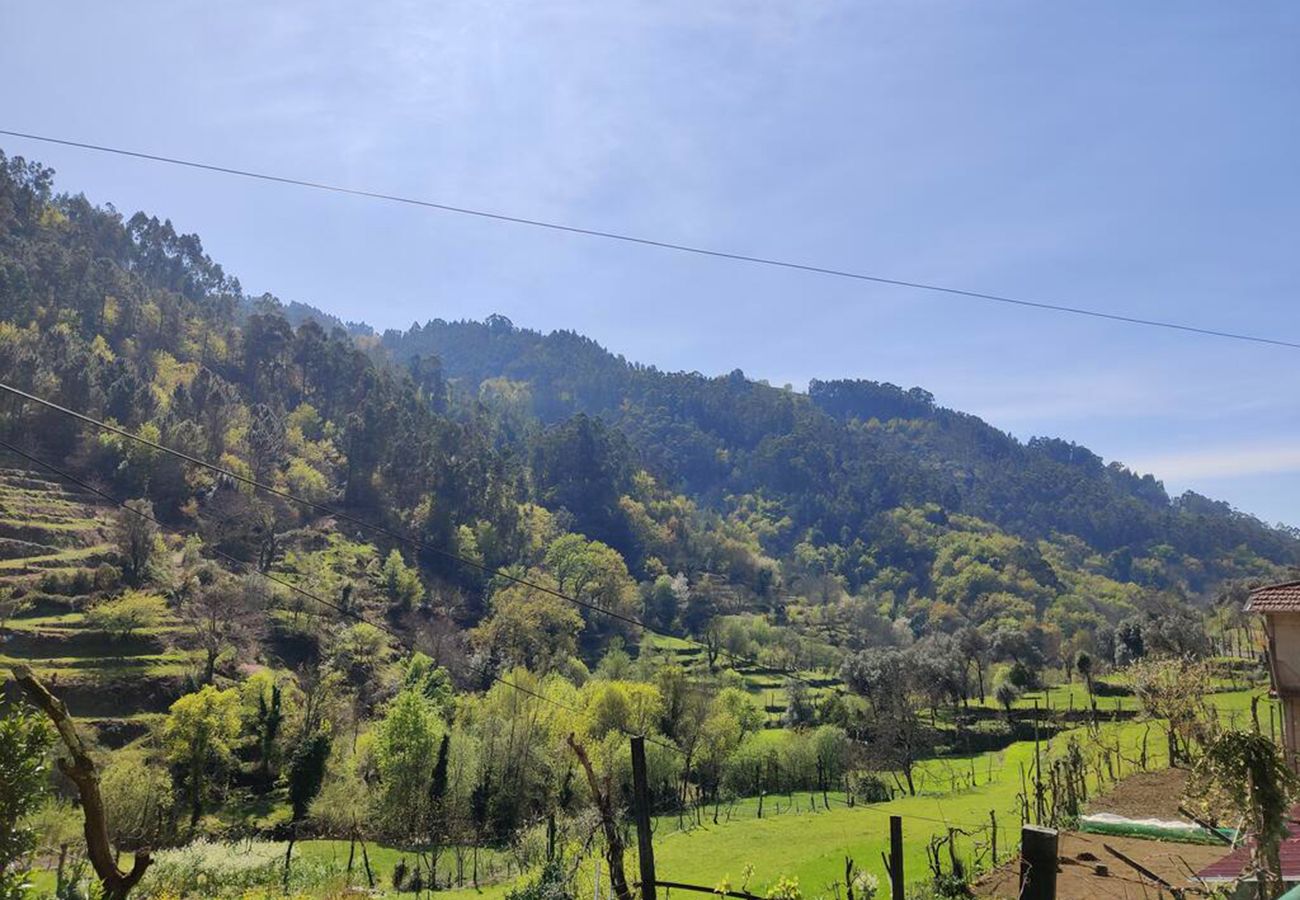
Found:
[2,2,1298,526]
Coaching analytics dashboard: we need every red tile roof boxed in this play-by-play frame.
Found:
[1199,807,1300,881]
[1246,581,1300,613]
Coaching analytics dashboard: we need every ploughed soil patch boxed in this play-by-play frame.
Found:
[974,831,1226,899]
[1086,766,1191,821]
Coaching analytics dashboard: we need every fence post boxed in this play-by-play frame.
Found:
[1032,699,1044,825]
[1019,825,1058,900]
[630,736,658,900]
[889,815,904,900]
[989,809,998,865]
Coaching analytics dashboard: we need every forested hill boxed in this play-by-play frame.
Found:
[382,318,1298,587]
[0,147,1296,668]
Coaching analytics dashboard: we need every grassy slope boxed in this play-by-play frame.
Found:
[645,687,1264,896]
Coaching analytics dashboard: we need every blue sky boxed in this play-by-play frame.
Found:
[2,2,1298,526]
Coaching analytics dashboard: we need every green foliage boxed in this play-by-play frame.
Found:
[100,750,174,851]
[993,680,1020,714]
[505,857,575,900]
[161,685,242,826]
[288,732,332,823]
[473,571,584,673]
[372,689,444,844]
[84,590,168,639]
[400,653,454,715]
[111,500,158,586]
[381,548,424,611]
[1191,730,1299,895]
[0,701,52,900]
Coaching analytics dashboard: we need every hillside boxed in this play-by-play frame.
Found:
[1,148,1295,655]
[0,460,182,743]
[0,149,1293,900]
[381,317,1298,596]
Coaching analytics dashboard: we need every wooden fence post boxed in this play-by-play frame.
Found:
[630,736,658,900]
[990,809,998,865]
[1019,825,1058,900]
[889,815,904,900]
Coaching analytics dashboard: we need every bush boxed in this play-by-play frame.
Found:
[505,858,574,900]
[38,568,94,596]
[93,563,122,592]
[851,772,893,803]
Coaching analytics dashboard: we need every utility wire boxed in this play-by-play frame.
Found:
[2,128,1296,351]
[0,436,682,754]
[0,380,819,687]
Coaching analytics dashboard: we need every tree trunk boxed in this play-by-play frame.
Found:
[361,839,374,888]
[567,734,633,900]
[10,665,152,900]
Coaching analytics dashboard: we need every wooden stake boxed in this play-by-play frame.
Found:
[990,809,998,865]
[888,815,904,900]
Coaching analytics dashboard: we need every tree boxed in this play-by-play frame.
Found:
[994,680,1020,718]
[112,500,158,586]
[240,671,288,787]
[1114,616,1145,666]
[1074,651,1094,697]
[781,680,817,729]
[471,571,583,673]
[642,573,684,632]
[382,549,425,612]
[288,732,332,823]
[85,590,167,641]
[544,534,639,647]
[328,623,393,732]
[373,689,444,846]
[956,627,989,703]
[1130,656,1215,766]
[842,648,932,795]
[1191,731,1299,899]
[532,414,634,552]
[0,700,52,900]
[179,574,266,684]
[161,685,242,828]
[100,752,173,853]
[310,744,376,887]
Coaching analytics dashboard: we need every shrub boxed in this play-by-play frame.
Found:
[93,563,122,592]
[506,858,575,900]
[851,772,893,803]
[38,568,94,596]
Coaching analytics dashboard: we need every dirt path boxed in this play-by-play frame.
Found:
[975,830,1227,899]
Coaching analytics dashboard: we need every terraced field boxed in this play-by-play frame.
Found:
[0,463,190,744]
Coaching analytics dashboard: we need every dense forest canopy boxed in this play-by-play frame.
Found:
[1,147,1296,665]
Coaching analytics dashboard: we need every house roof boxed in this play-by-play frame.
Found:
[1199,807,1300,882]
[1246,581,1300,613]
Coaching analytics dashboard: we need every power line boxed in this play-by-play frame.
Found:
[0,436,682,754]
[2,127,1296,351]
[0,380,817,687]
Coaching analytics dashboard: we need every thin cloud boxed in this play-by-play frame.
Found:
[1129,444,1300,481]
